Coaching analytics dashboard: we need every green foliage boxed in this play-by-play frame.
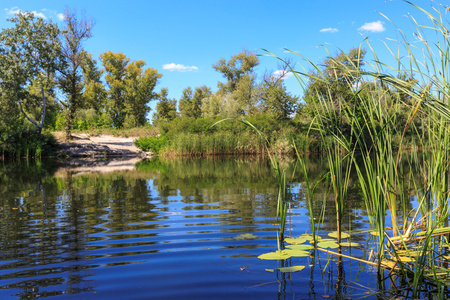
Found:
[213,49,259,93]
[255,75,299,120]
[58,8,93,139]
[0,12,62,134]
[124,60,161,127]
[100,51,129,128]
[179,86,211,119]
[81,52,107,113]
[0,127,57,158]
[153,88,178,124]
[134,136,166,153]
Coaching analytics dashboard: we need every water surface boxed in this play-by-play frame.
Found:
[0,157,383,299]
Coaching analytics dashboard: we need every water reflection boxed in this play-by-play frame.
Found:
[0,155,420,299]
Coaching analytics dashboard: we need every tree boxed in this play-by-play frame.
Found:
[81,52,107,113]
[124,60,161,127]
[213,49,259,92]
[302,48,366,131]
[303,48,366,106]
[58,7,93,138]
[100,51,129,128]
[0,12,62,134]
[256,74,298,120]
[153,88,177,124]
[212,50,259,116]
[179,86,211,119]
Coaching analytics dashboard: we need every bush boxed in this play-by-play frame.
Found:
[0,127,57,158]
[134,136,166,153]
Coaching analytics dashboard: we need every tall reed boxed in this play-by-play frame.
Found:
[266,1,450,296]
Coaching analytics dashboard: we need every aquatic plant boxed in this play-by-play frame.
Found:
[263,1,450,297]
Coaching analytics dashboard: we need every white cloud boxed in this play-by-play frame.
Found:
[5,7,47,19]
[162,63,198,72]
[57,13,64,21]
[272,70,293,80]
[320,27,338,33]
[358,21,385,33]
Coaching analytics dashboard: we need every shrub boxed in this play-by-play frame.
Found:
[134,136,166,153]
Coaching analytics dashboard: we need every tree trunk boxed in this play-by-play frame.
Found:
[18,86,46,135]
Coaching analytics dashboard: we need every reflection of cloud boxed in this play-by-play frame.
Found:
[272,70,293,80]
[5,7,47,19]
[162,63,198,72]
[320,27,338,33]
[358,21,385,33]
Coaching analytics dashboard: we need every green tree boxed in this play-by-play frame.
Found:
[212,50,259,116]
[303,48,366,106]
[213,49,259,93]
[58,7,93,138]
[81,52,107,114]
[153,88,177,124]
[0,12,62,134]
[124,60,162,127]
[256,74,298,120]
[100,51,129,128]
[179,86,211,119]
[302,48,366,131]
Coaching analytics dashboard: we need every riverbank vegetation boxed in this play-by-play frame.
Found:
[254,2,450,298]
[0,6,423,159]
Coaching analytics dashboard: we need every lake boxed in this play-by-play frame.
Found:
[0,156,409,299]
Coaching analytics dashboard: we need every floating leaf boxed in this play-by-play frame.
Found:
[328,231,350,239]
[286,244,314,251]
[285,237,308,245]
[257,250,291,260]
[234,233,257,240]
[283,249,310,257]
[317,241,339,249]
[279,266,306,273]
[340,242,360,247]
[318,238,336,242]
[370,231,380,236]
[265,266,306,273]
[285,234,317,244]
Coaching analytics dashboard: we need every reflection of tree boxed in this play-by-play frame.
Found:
[0,160,161,298]
[0,154,427,298]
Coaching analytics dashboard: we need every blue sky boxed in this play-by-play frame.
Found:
[0,0,440,112]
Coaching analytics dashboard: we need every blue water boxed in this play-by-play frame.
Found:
[0,157,386,299]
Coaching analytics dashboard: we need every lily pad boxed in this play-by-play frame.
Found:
[285,237,308,245]
[266,266,306,273]
[340,242,360,247]
[317,241,339,249]
[328,231,350,239]
[257,250,291,260]
[283,249,310,257]
[234,233,257,240]
[318,238,336,242]
[285,244,315,251]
